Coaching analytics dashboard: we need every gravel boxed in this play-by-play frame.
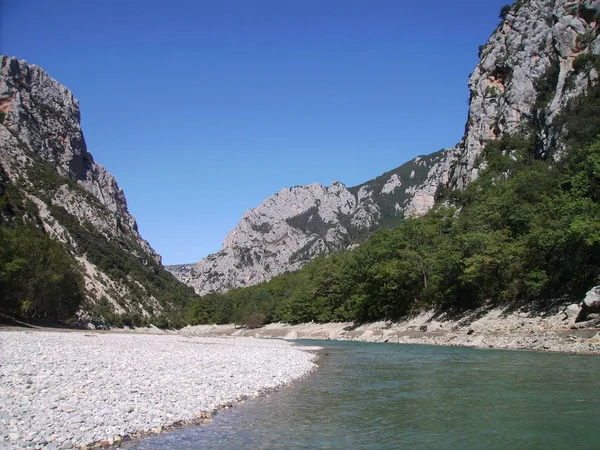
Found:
[0,331,320,449]
[180,307,600,354]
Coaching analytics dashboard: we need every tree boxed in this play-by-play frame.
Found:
[499,4,512,21]
[0,225,85,320]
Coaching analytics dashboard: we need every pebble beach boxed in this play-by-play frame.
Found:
[0,332,320,449]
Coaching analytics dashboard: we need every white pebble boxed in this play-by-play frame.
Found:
[0,331,320,447]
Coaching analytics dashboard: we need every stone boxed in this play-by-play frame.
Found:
[582,286,600,312]
[7,433,19,441]
[564,304,581,321]
[0,331,320,450]
[284,331,298,340]
[427,322,442,332]
[120,405,134,414]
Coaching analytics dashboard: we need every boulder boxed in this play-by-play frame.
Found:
[328,330,341,340]
[427,322,442,332]
[564,303,581,321]
[576,286,600,322]
[582,286,600,312]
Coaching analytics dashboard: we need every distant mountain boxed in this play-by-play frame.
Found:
[0,55,195,326]
[169,0,600,295]
[168,151,445,295]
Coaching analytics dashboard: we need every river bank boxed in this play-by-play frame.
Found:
[0,332,320,449]
[2,305,598,448]
[180,305,600,354]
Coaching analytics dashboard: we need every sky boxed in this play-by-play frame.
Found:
[1,0,509,265]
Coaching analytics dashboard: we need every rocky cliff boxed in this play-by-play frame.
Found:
[419,0,600,194]
[169,0,600,296]
[169,151,445,295]
[0,55,194,324]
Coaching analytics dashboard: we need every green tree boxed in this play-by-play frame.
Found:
[0,225,85,320]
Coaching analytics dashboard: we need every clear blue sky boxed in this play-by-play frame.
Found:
[2,0,509,265]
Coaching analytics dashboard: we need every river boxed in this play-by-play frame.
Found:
[129,340,600,449]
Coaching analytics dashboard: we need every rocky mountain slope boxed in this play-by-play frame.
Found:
[0,55,194,325]
[168,150,445,295]
[170,0,600,296]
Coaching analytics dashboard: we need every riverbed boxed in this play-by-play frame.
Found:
[0,331,319,448]
[130,340,600,449]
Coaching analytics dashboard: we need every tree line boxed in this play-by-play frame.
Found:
[186,85,600,326]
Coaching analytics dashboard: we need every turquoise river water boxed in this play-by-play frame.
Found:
[130,340,600,449]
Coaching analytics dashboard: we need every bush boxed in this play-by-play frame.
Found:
[243,313,266,329]
[499,5,512,21]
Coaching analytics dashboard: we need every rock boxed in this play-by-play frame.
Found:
[167,153,442,295]
[427,322,442,332]
[0,55,177,322]
[564,304,581,321]
[590,332,600,344]
[328,330,341,340]
[575,286,600,322]
[582,286,600,312]
[284,331,298,340]
[7,433,19,442]
[570,317,600,329]
[0,331,320,450]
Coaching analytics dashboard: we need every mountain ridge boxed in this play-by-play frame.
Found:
[0,55,195,326]
[170,0,600,296]
[167,150,445,295]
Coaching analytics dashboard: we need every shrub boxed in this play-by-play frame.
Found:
[243,313,266,329]
[499,5,512,21]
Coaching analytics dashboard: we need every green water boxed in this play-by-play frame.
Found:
[131,341,600,449]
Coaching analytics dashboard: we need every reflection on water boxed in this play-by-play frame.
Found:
[130,341,600,449]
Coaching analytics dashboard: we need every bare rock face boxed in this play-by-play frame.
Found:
[168,152,444,295]
[408,0,600,208]
[0,57,156,258]
[453,0,600,187]
[0,55,187,321]
[172,0,600,296]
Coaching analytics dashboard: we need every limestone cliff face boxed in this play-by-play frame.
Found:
[169,151,444,295]
[413,0,600,204]
[0,57,157,261]
[455,0,600,185]
[170,0,600,296]
[0,55,189,320]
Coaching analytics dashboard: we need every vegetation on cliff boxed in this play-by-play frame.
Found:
[186,86,600,326]
[0,158,196,327]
